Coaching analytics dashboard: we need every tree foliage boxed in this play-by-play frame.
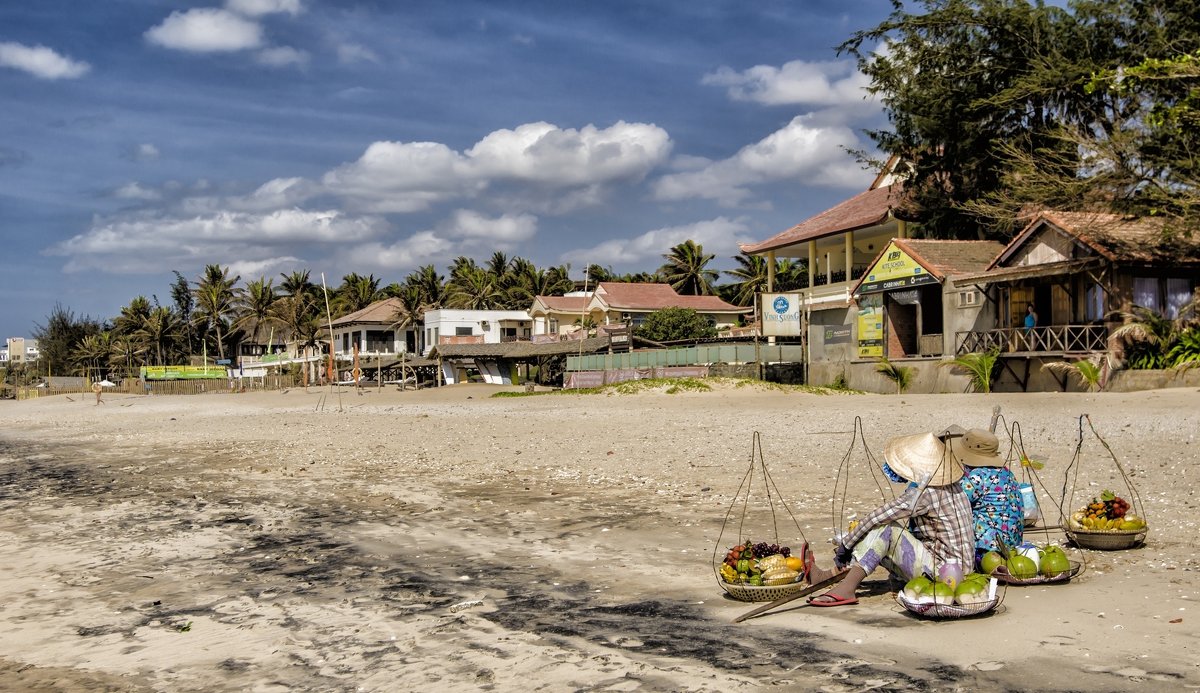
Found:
[634,307,717,343]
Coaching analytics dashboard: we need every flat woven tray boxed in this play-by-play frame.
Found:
[896,592,1000,619]
[1067,527,1147,551]
[719,579,809,602]
[992,559,1083,585]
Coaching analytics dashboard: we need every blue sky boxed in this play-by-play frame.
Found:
[0,0,893,338]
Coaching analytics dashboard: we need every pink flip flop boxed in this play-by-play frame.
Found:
[807,593,858,607]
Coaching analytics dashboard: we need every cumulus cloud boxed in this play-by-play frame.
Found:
[337,43,379,65]
[702,58,872,108]
[256,46,309,67]
[325,121,671,213]
[145,8,263,53]
[438,209,537,242]
[51,209,388,274]
[227,256,304,277]
[562,217,753,267]
[337,231,455,272]
[0,41,90,79]
[112,182,162,201]
[226,0,303,16]
[653,115,863,206]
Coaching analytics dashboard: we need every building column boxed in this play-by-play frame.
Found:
[897,218,908,239]
[845,231,855,280]
[767,250,775,293]
[807,240,816,288]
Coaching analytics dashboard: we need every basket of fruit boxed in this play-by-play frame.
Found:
[1066,490,1147,550]
[896,572,1001,619]
[983,543,1083,585]
[718,540,808,602]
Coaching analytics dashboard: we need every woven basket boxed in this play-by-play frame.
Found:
[1067,527,1147,551]
[719,579,809,602]
[896,592,1000,619]
[993,559,1083,585]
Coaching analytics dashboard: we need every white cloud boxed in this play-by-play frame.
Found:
[51,209,388,274]
[562,217,753,267]
[653,115,863,206]
[145,8,263,53]
[324,121,671,213]
[113,182,162,201]
[337,231,455,271]
[702,58,871,108]
[226,0,303,16]
[337,43,379,65]
[121,143,160,163]
[0,41,90,79]
[227,256,304,278]
[438,209,537,242]
[256,46,309,67]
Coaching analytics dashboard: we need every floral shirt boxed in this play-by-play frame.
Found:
[960,466,1024,554]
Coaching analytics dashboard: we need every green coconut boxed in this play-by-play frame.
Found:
[954,578,989,606]
[1006,554,1038,580]
[980,551,1005,575]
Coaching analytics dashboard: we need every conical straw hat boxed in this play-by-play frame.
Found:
[883,431,963,487]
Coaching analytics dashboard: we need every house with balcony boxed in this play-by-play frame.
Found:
[581,282,748,331]
[422,309,533,357]
[528,294,590,336]
[328,298,420,360]
[951,210,1200,390]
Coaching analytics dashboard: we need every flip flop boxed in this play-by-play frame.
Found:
[807,593,858,607]
[799,541,815,583]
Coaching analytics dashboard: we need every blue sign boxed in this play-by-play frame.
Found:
[772,296,790,314]
[216,359,231,365]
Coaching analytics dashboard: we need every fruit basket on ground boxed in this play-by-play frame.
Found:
[713,432,812,602]
[1061,415,1149,551]
[895,570,1002,619]
[984,541,1083,586]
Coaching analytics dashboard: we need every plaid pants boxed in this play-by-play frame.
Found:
[850,522,935,580]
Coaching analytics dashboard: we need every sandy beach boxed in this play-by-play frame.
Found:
[1,383,1198,692]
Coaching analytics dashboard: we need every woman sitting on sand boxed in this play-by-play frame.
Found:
[951,428,1024,566]
[803,431,975,606]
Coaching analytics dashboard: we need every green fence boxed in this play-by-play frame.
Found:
[567,343,804,371]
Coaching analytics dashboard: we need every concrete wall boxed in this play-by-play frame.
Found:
[1106,368,1200,392]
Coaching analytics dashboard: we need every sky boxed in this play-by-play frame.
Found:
[0,0,896,339]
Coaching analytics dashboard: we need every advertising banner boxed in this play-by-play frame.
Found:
[761,293,803,337]
[858,242,939,294]
[857,294,884,358]
[140,365,227,380]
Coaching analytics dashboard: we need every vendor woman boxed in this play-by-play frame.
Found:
[803,431,975,606]
[951,428,1024,566]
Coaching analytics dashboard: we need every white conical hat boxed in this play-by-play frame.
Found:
[883,431,963,487]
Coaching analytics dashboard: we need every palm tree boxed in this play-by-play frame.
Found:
[1042,357,1106,392]
[940,348,1002,393]
[193,264,240,361]
[875,356,914,394]
[406,264,448,309]
[234,277,280,346]
[659,240,718,295]
[446,265,503,309]
[113,296,152,337]
[74,332,113,380]
[108,336,146,379]
[485,251,511,282]
[138,307,183,366]
[1109,297,1200,369]
[724,253,770,307]
[331,273,382,317]
[279,269,313,299]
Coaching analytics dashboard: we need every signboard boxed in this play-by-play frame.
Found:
[858,242,940,294]
[761,293,802,337]
[140,365,227,380]
[823,325,852,345]
[856,294,884,358]
[216,359,231,365]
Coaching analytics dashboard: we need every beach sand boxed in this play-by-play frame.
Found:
[0,383,1197,691]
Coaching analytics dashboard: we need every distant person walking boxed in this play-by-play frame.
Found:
[92,381,104,406]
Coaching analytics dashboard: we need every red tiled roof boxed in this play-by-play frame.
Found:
[993,210,1200,268]
[893,239,1004,280]
[594,282,746,313]
[740,184,903,254]
[534,296,589,312]
[329,298,404,327]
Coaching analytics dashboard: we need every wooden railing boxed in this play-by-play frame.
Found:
[955,325,1108,355]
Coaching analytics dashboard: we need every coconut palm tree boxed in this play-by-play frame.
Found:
[332,273,382,317]
[279,269,313,299]
[940,348,1002,393]
[447,265,504,309]
[193,264,240,362]
[113,296,153,337]
[405,264,448,309]
[138,307,183,366]
[1042,357,1106,392]
[659,240,718,296]
[724,254,770,307]
[74,332,113,380]
[108,336,146,379]
[875,356,914,394]
[234,277,280,346]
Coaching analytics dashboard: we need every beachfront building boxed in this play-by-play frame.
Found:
[422,309,533,357]
[329,298,421,359]
[528,294,590,336]
[951,210,1200,390]
[3,337,38,364]
[581,282,748,331]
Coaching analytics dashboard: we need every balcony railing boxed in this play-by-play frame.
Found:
[956,325,1108,355]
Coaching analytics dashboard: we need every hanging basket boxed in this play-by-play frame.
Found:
[1060,415,1149,551]
[713,432,811,602]
[991,558,1083,585]
[896,589,1002,619]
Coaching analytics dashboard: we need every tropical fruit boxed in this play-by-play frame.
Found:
[1006,555,1038,580]
[955,578,989,606]
[980,551,1005,575]
[901,576,934,605]
[931,581,956,606]
[1039,546,1071,578]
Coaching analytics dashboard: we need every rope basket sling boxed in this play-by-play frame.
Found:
[831,416,895,546]
[1061,414,1149,551]
[713,431,812,602]
[987,419,1085,585]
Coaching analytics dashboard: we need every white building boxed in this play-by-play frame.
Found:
[422,309,532,357]
[3,337,38,363]
[328,298,421,360]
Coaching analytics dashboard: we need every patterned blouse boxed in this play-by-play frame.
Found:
[959,466,1024,555]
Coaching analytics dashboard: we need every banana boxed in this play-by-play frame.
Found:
[763,569,800,586]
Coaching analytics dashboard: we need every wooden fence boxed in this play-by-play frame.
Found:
[12,374,301,400]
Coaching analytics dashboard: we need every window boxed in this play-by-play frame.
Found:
[1166,278,1194,318]
[1086,283,1104,322]
[1134,276,1196,318]
[1133,277,1159,311]
[957,290,979,308]
[455,326,473,336]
